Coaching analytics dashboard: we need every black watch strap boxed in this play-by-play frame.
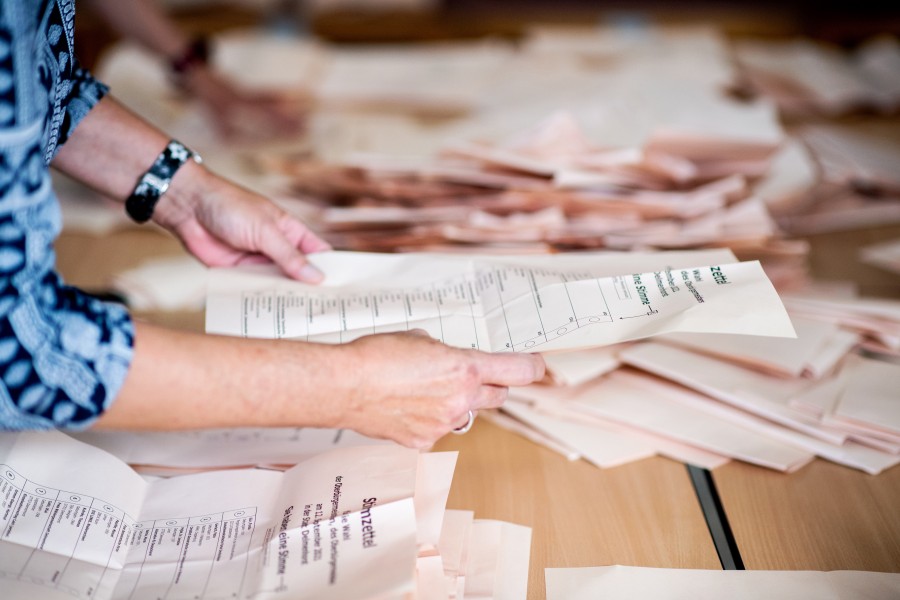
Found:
[125,140,202,223]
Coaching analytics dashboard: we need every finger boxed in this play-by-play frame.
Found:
[279,216,333,253]
[477,352,546,387]
[471,385,508,410]
[256,225,325,283]
[406,328,432,338]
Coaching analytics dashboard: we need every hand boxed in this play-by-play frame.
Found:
[184,68,310,140]
[154,165,332,283]
[334,331,546,449]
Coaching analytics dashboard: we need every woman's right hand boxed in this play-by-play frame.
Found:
[331,331,546,449]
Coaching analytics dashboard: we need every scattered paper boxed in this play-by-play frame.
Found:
[70,427,387,469]
[545,565,900,600]
[0,431,422,599]
[0,431,532,600]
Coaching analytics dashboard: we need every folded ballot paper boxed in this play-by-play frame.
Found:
[204,250,795,353]
[0,431,530,600]
[545,565,900,600]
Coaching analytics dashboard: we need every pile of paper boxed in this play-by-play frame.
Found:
[82,26,896,248]
[734,36,900,117]
[0,431,530,600]
[497,284,900,475]
[545,565,900,599]
[861,238,900,276]
[262,108,809,290]
[750,124,900,234]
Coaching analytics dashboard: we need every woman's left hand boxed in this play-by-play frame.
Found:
[153,164,332,283]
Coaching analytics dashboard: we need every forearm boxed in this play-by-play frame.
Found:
[51,94,232,231]
[93,322,544,446]
[86,0,189,60]
[52,95,198,203]
[96,321,349,430]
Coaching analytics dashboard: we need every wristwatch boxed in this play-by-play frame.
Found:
[125,140,202,223]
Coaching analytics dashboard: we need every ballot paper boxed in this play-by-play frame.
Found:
[620,343,900,474]
[502,400,657,469]
[315,42,513,117]
[0,431,428,600]
[831,355,900,438]
[70,427,387,470]
[545,565,900,600]
[658,315,846,378]
[437,509,473,598]
[501,385,730,470]
[542,345,624,386]
[861,238,900,276]
[205,251,794,354]
[515,370,814,472]
[463,520,531,600]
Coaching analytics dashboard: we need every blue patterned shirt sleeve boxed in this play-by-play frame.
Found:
[0,1,134,430]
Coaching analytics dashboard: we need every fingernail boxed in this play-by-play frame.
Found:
[298,264,324,283]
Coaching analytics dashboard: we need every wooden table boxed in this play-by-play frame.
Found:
[714,460,900,572]
[55,229,719,599]
[54,227,900,598]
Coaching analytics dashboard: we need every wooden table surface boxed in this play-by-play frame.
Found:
[714,460,900,573]
[434,420,720,599]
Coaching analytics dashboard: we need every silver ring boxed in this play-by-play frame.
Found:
[452,410,475,435]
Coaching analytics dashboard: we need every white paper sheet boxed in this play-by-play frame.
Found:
[463,520,531,600]
[566,370,815,472]
[502,400,657,469]
[542,345,624,386]
[545,565,900,600]
[70,427,387,469]
[480,411,582,461]
[658,315,843,378]
[507,384,730,470]
[205,251,794,354]
[861,238,900,276]
[417,554,450,600]
[438,510,474,599]
[0,431,423,600]
[620,343,900,474]
[620,343,843,443]
[415,452,458,548]
[832,355,900,437]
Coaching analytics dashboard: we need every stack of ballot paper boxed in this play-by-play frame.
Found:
[0,431,530,600]
[499,287,900,475]
[278,107,783,247]
[765,124,900,235]
[89,27,800,277]
[264,108,809,291]
[734,36,900,117]
[81,25,894,270]
[545,565,900,599]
